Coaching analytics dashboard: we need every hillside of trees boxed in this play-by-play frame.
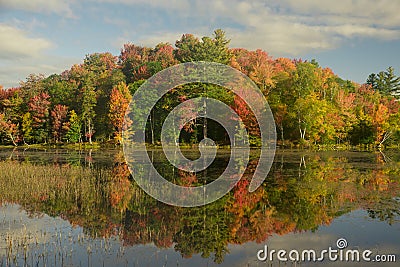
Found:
[1,29,400,148]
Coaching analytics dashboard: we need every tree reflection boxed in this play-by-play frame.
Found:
[0,150,399,263]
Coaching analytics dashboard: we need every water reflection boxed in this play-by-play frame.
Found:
[0,149,399,266]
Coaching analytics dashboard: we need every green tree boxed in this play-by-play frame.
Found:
[384,66,400,96]
[291,61,319,99]
[174,29,232,141]
[366,73,378,89]
[44,74,76,108]
[65,110,81,143]
[20,74,45,103]
[81,75,97,143]
[21,112,33,144]
[367,67,400,97]
[83,53,123,141]
[334,89,357,144]
[294,93,336,144]
[175,29,231,64]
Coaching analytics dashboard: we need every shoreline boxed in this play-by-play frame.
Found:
[0,143,399,152]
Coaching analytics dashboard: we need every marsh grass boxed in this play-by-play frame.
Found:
[0,160,136,266]
[0,161,107,211]
[0,158,151,229]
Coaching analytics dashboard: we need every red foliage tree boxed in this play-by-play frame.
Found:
[232,88,261,141]
[109,82,132,143]
[51,104,68,142]
[28,92,51,128]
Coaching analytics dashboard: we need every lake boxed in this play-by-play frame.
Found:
[0,148,399,266]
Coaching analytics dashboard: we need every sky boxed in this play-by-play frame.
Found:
[1,0,400,88]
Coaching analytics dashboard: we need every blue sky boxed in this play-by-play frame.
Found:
[1,0,399,88]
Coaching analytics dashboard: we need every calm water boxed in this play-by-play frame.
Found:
[0,148,399,266]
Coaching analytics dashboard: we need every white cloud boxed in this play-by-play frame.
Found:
[0,24,52,60]
[103,0,400,56]
[210,0,400,55]
[275,0,400,27]
[0,56,81,88]
[113,30,200,50]
[94,0,190,12]
[0,24,80,88]
[136,31,203,47]
[0,0,76,18]
[0,17,88,87]
[2,0,400,87]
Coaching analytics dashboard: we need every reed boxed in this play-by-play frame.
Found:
[0,161,108,211]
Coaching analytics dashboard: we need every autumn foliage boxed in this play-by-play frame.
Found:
[0,29,399,147]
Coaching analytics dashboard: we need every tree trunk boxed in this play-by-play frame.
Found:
[88,119,92,144]
[379,131,392,147]
[203,90,208,140]
[150,110,155,145]
[298,117,305,140]
[299,126,306,140]
[8,133,17,146]
[280,124,284,146]
[203,117,207,139]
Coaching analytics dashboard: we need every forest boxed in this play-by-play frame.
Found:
[1,29,400,148]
